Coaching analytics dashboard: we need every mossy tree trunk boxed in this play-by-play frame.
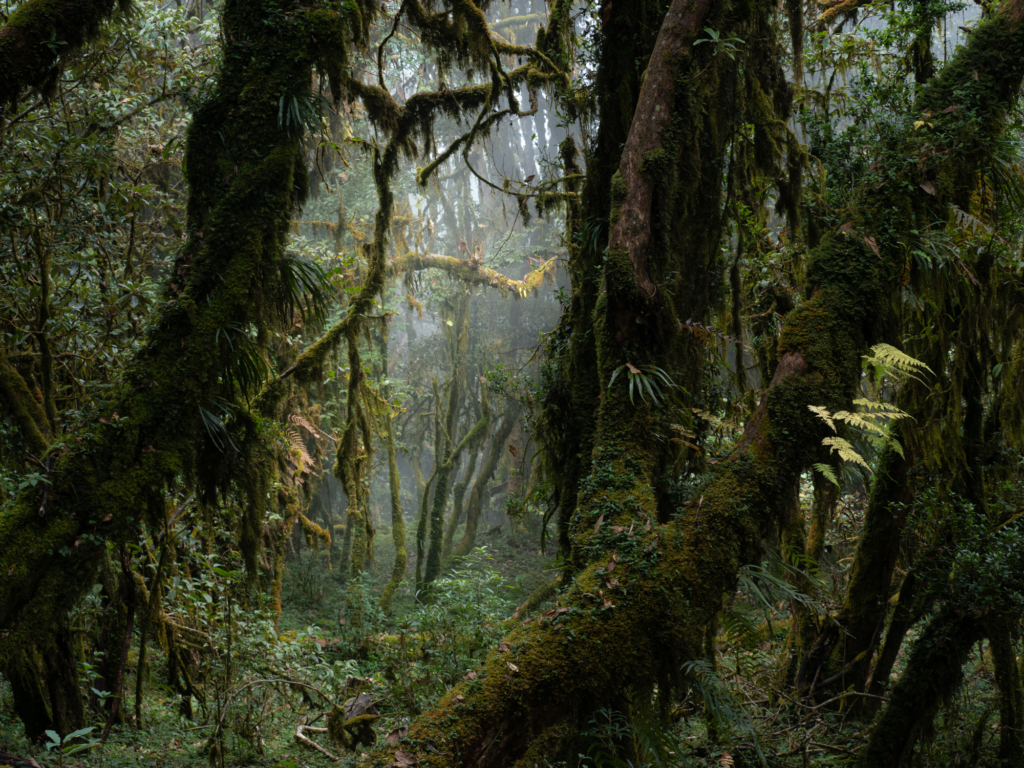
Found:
[451,404,519,561]
[802,438,915,695]
[363,4,1024,764]
[377,330,407,614]
[423,294,475,587]
[537,0,665,567]
[0,0,374,735]
[855,608,985,767]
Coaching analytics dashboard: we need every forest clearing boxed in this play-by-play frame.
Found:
[2,0,1024,765]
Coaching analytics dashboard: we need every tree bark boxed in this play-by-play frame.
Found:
[0,0,374,733]
[362,4,1024,763]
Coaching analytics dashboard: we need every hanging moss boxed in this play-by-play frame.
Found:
[0,0,373,734]
[0,0,131,109]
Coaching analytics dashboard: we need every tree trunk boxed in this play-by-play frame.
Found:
[0,0,374,731]
[378,330,407,614]
[856,608,984,767]
[452,405,519,560]
[363,4,1024,763]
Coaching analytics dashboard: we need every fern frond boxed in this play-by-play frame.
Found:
[288,412,333,442]
[851,398,912,414]
[822,436,872,472]
[807,404,836,432]
[862,343,933,382]
[285,427,316,476]
[950,204,993,236]
[832,410,902,438]
[813,463,840,487]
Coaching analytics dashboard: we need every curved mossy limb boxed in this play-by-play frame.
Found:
[392,253,556,297]
[0,345,51,456]
[0,0,369,733]
[856,608,984,767]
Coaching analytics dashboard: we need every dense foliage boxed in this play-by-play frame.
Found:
[2,0,1024,766]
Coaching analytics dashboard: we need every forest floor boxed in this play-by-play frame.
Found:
[0,519,1007,768]
[0,522,558,768]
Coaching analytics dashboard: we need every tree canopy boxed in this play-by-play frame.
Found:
[3,0,1024,766]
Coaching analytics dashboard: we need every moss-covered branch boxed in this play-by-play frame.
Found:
[0,346,51,455]
[393,252,556,297]
[359,3,1024,762]
[0,0,130,111]
[0,0,375,735]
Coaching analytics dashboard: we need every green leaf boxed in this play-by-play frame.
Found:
[813,463,840,487]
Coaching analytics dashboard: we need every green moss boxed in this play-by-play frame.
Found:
[0,0,130,107]
[0,0,370,732]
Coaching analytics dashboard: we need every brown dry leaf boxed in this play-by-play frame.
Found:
[839,221,855,233]
[498,641,511,654]
[542,607,571,621]
[393,751,418,767]
[863,236,880,257]
[610,525,624,534]
[593,514,604,534]
[464,670,478,681]
[626,362,641,374]
[920,181,937,195]
[454,694,465,703]
[385,726,408,744]
[506,662,519,673]
[719,753,734,767]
